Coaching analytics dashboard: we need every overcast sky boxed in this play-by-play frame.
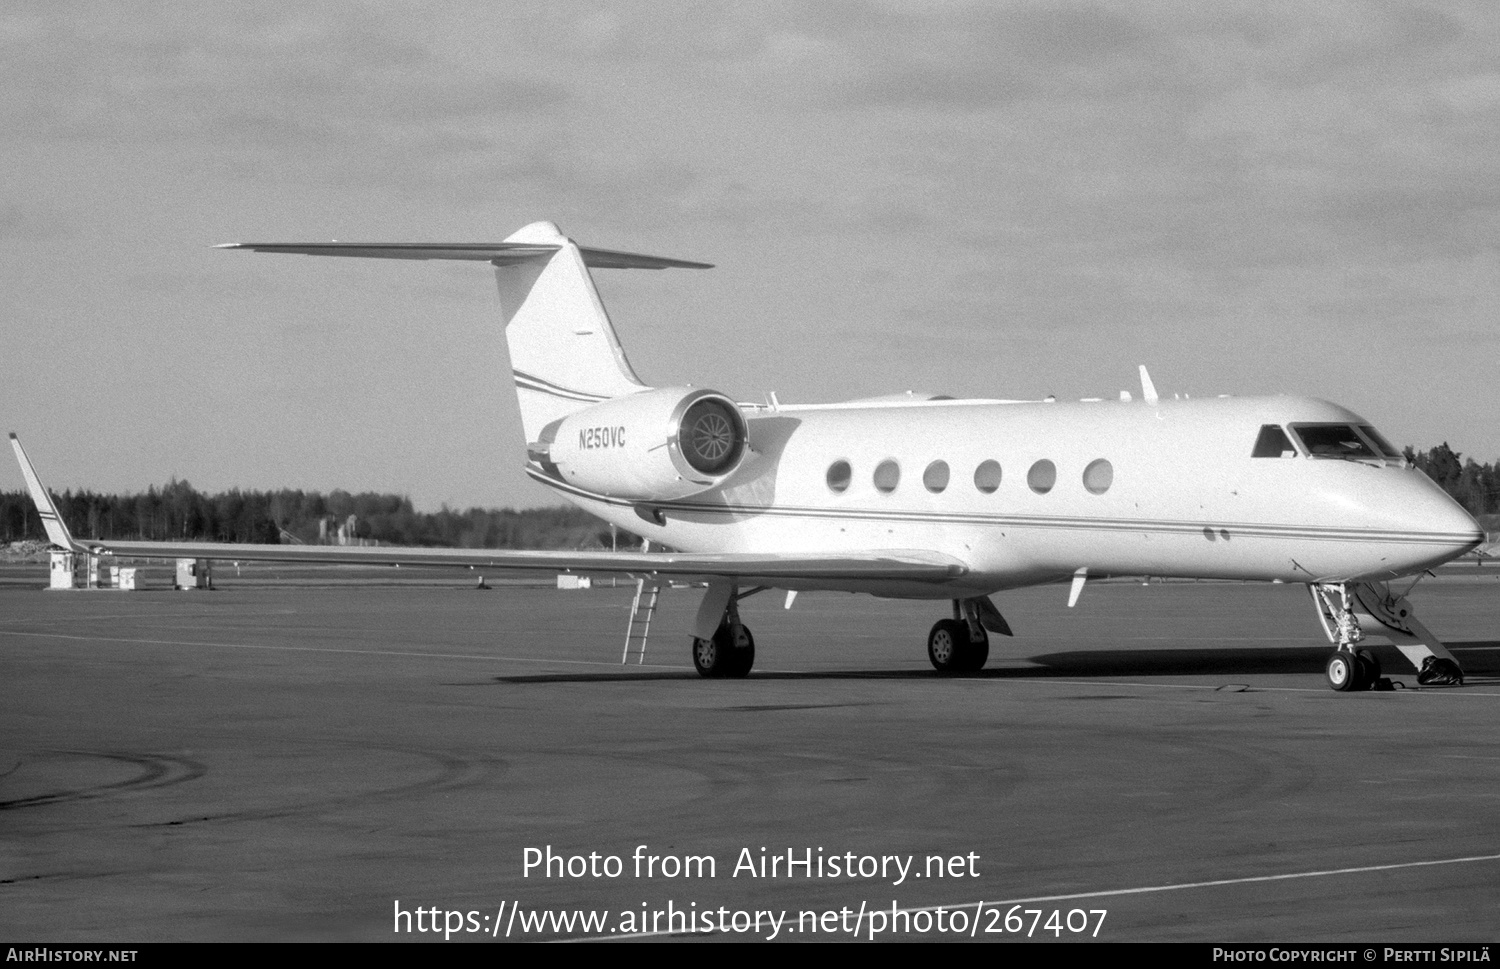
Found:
[3,2,1497,509]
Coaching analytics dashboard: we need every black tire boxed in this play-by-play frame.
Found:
[1353,648,1380,691]
[928,619,970,673]
[724,624,755,678]
[693,623,754,679]
[962,628,989,672]
[1325,651,1358,692]
[693,634,726,678]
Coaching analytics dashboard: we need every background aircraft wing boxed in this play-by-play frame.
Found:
[50,539,968,583]
[10,434,964,585]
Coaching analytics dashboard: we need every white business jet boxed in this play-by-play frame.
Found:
[10,222,1484,690]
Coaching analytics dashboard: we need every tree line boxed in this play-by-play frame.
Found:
[1403,444,1500,523]
[0,481,619,550]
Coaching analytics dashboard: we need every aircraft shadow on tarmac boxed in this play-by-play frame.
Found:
[491,642,1500,685]
[1022,641,1500,679]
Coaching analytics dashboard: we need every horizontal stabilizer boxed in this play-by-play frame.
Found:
[217,241,712,270]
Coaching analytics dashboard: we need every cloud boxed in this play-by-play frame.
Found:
[0,3,572,198]
[6,2,1500,500]
[0,201,75,240]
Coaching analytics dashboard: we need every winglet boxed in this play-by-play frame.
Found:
[9,435,80,551]
[1138,365,1159,405]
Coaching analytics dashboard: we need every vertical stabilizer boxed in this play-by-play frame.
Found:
[498,222,648,441]
[218,223,711,446]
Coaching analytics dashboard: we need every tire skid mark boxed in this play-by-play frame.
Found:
[0,870,131,887]
[136,745,507,828]
[0,751,207,811]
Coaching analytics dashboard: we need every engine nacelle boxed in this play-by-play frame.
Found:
[533,387,749,501]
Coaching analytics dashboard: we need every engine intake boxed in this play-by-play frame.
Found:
[534,387,749,501]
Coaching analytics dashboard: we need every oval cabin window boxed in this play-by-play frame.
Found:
[873,459,901,494]
[973,460,1001,494]
[827,460,852,494]
[1027,459,1056,494]
[923,460,950,493]
[1082,458,1113,495]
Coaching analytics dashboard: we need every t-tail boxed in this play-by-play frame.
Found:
[217,222,712,442]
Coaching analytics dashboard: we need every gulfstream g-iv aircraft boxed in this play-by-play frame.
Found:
[11,222,1485,690]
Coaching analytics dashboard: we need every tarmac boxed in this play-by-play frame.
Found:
[1,565,1498,942]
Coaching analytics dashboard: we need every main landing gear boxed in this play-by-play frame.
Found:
[690,583,757,679]
[927,598,1009,674]
[1310,581,1464,692]
[928,619,988,673]
[692,620,755,679]
[685,586,1014,679]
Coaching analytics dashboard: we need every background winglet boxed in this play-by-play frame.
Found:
[9,434,79,550]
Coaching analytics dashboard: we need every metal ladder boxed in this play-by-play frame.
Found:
[621,578,661,664]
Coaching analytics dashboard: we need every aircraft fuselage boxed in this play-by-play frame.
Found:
[543,393,1482,598]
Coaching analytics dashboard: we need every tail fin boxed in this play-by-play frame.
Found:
[219,222,711,443]
[496,222,649,441]
[9,434,80,551]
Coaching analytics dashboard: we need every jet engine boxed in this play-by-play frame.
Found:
[532,387,749,501]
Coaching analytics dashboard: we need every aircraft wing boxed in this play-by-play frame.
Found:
[9,435,965,585]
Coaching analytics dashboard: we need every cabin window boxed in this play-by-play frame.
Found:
[923,460,949,493]
[974,460,1001,494]
[1082,458,1113,494]
[1027,459,1056,494]
[1289,424,1381,460]
[873,459,900,493]
[826,460,851,493]
[1252,425,1297,458]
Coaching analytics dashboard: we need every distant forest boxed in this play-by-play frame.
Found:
[1402,444,1500,524]
[0,481,623,550]
[2,442,1497,547]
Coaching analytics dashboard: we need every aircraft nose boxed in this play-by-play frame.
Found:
[1407,489,1484,562]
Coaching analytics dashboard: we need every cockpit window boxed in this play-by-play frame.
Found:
[1289,424,1381,460]
[1357,425,1402,460]
[1252,425,1297,458]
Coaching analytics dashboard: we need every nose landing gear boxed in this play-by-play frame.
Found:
[1324,646,1381,692]
[1310,582,1463,691]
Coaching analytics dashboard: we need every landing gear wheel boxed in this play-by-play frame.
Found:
[928,619,974,674]
[692,635,723,678]
[1353,648,1380,691]
[960,627,989,672]
[1325,651,1359,692]
[692,623,754,679]
[724,624,755,678]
